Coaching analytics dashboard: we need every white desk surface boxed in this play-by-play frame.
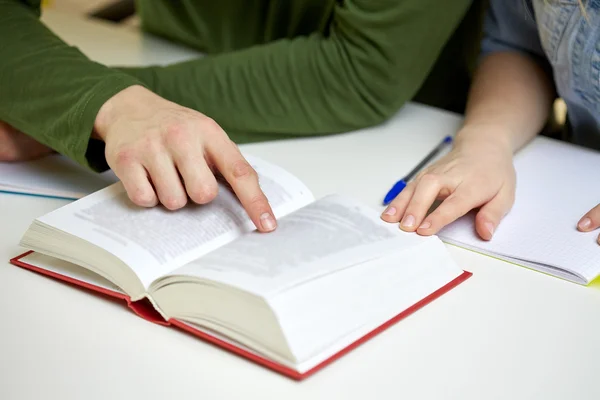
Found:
[2,10,600,400]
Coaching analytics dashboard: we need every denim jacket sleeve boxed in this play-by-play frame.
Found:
[480,0,547,61]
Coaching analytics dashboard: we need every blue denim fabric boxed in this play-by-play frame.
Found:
[481,0,600,150]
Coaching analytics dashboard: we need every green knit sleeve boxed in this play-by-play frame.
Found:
[0,0,143,170]
[119,0,473,143]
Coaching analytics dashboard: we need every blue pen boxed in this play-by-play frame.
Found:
[382,135,453,205]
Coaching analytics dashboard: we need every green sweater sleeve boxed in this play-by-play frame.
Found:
[0,0,142,170]
[120,0,473,143]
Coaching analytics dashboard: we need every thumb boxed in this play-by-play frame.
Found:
[475,187,514,241]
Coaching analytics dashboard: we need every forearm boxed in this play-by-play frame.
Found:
[119,0,472,142]
[456,51,555,152]
[0,0,142,170]
[119,36,397,139]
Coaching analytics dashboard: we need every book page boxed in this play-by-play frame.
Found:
[271,238,463,370]
[36,155,314,289]
[439,137,600,282]
[18,252,123,294]
[159,194,434,296]
[0,155,117,199]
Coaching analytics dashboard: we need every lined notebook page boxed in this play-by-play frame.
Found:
[439,137,600,284]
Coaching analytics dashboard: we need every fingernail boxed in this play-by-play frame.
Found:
[419,221,431,230]
[401,214,415,228]
[260,212,276,232]
[382,206,396,216]
[484,222,495,237]
[578,217,591,230]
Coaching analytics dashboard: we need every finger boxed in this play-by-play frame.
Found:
[577,203,600,232]
[400,174,445,232]
[172,147,219,205]
[207,135,276,232]
[380,181,417,223]
[415,189,481,236]
[144,150,187,210]
[112,161,158,207]
[474,186,514,240]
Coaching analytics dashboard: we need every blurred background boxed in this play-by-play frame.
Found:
[43,0,140,27]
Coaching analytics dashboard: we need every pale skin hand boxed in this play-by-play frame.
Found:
[382,51,557,240]
[0,121,53,161]
[94,85,277,232]
[382,51,600,245]
[381,131,516,240]
[0,86,276,232]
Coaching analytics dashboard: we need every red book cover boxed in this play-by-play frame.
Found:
[10,251,472,380]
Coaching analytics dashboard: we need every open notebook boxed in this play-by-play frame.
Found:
[11,155,471,379]
[0,155,117,200]
[439,137,600,285]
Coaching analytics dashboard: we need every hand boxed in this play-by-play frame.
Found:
[380,132,516,240]
[94,85,277,232]
[0,121,54,162]
[577,205,600,245]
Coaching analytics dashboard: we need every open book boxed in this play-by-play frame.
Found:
[12,156,470,379]
[0,155,117,200]
[439,137,600,285]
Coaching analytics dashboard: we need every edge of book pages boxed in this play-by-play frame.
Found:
[10,250,472,380]
[442,240,600,287]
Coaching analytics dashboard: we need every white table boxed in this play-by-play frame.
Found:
[2,10,600,400]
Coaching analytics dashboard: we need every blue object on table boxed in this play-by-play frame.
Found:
[382,135,453,205]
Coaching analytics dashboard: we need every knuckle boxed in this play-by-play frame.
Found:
[433,207,454,223]
[414,169,430,181]
[231,160,257,180]
[201,117,222,133]
[130,190,156,207]
[141,135,163,156]
[419,173,441,185]
[403,181,417,192]
[388,197,403,208]
[445,193,467,206]
[114,148,136,166]
[165,122,191,146]
[247,194,268,207]
[435,197,466,220]
[391,191,411,206]
[188,183,219,204]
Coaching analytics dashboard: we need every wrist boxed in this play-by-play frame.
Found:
[454,124,515,155]
[93,85,149,141]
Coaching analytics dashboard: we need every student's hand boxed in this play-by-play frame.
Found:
[94,85,277,232]
[381,133,516,240]
[0,121,54,162]
[577,204,600,245]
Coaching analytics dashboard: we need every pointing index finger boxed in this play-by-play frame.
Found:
[207,137,276,233]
